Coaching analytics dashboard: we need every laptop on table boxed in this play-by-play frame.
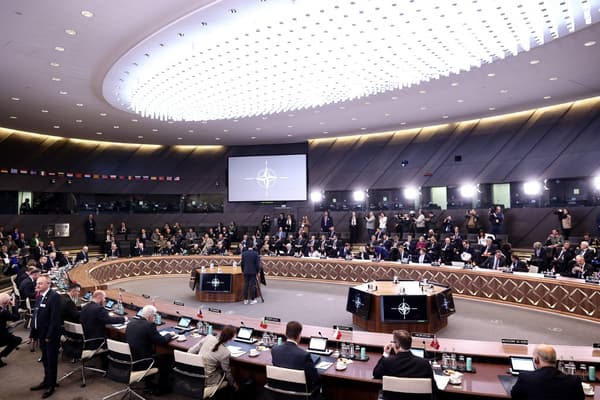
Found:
[172,317,194,333]
[104,299,115,310]
[307,336,332,356]
[509,356,535,375]
[234,327,257,344]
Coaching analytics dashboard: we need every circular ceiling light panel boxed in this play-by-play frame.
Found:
[103,0,599,122]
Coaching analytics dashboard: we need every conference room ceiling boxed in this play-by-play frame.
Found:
[0,0,599,146]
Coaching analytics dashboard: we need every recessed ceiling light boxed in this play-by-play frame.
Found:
[261,116,268,120]
[360,127,366,130]
[364,101,371,105]
[137,135,144,139]
[52,77,61,81]
[442,115,449,119]
[9,115,17,119]
[391,96,398,100]
[188,129,194,133]
[488,107,496,111]
[420,106,427,110]
[255,127,261,131]
[167,120,174,124]
[177,137,182,140]
[41,109,49,113]
[50,62,60,67]
[287,125,293,128]
[152,128,158,132]
[529,59,540,65]
[53,125,60,129]
[59,90,68,95]
[549,77,558,81]
[99,112,107,116]
[201,121,207,124]
[339,106,345,110]
[54,46,65,52]
[450,82,459,87]
[10,97,20,101]
[76,103,83,107]
[319,122,325,125]
[544,95,552,99]
[233,119,239,123]
[384,113,390,117]
[419,90,426,94]
[500,89,508,94]
[314,110,320,114]
[584,40,596,47]
[288,114,295,117]
[287,134,293,137]
[400,122,406,125]
[487,73,496,77]
[457,99,464,103]
[81,10,94,18]
[65,29,77,36]
[223,129,228,132]
[113,125,119,129]
[215,137,221,141]
[251,136,256,139]
[131,118,138,122]
[351,117,357,121]
[95,132,103,135]
[322,131,328,134]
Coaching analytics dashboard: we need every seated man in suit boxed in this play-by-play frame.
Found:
[372,329,436,399]
[125,305,175,394]
[570,255,594,279]
[60,283,81,323]
[511,344,584,400]
[482,250,507,269]
[271,321,321,396]
[74,246,89,264]
[509,254,529,272]
[412,248,432,264]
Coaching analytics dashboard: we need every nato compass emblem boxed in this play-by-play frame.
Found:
[391,297,418,319]
[440,296,451,312]
[210,277,224,289]
[243,160,288,195]
[353,295,364,310]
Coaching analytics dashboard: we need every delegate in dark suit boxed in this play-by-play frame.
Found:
[271,341,321,391]
[125,309,174,390]
[80,299,125,348]
[60,293,80,323]
[240,248,261,302]
[32,275,62,394]
[510,366,584,400]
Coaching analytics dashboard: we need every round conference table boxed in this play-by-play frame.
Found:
[69,255,600,399]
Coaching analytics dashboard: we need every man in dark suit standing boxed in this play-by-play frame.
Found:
[19,266,41,305]
[84,214,96,244]
[511,344,584,400]
[241,246,261,305]
[125,305,175,394]
[271,321,321,395]
[30,274,62,398]
[373,329,436,399]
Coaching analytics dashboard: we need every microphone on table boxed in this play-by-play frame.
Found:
[318,331,323,338]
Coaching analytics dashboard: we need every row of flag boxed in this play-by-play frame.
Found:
[0,167,181,182]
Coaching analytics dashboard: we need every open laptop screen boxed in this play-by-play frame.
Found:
[236,327,253,340]
[104,299,115,309]
[510,356,535,373]
[410,348,425,358]
[308,336,328,352]
[177,317,192,329]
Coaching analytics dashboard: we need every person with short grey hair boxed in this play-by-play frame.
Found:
[511,344,584,400]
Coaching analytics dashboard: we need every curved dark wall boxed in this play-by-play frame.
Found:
[0,98,599,247]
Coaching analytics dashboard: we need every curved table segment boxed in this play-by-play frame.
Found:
[68,255,600,322]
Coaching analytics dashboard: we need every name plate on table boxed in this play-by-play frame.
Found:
[412,333,435,339]
[543,272,557,279]
[333,325,353,332]
[208,308,222,314]
[264,316,281,323]
[585,278,600,284]
[593,343,600,349]
[502,339,528,345]
[200,273,232,293]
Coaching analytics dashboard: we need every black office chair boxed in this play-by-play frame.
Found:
[264,365,319,400]
[58,321,106,387]
[380,376,434,400]
[102,339,158,400]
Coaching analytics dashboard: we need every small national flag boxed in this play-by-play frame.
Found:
[196,308,203,319]
[334,326,342,340]
[259,318,268,329]
[430,336,440,350]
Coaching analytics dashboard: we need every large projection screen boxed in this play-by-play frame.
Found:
[228,154,307,202]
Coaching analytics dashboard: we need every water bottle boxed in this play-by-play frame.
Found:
[207,324,213,336]
[155,313,162,325]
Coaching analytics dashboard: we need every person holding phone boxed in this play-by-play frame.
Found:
[0,292,22,367]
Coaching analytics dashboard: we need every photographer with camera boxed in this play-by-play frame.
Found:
[554,208,572,240]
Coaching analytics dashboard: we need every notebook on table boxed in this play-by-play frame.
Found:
[234,326,257,344]
[307,336,332,356]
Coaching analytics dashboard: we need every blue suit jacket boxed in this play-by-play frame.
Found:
[511,366,584,400]
[271,341,321,390]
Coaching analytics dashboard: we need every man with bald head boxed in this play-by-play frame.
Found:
[511,344,584,400]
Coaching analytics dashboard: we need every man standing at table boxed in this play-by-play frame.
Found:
[271,321,321,395]
[30,274,62,398]
[510,344,584,400]
[373,329,436,394]
[241,246,261,305]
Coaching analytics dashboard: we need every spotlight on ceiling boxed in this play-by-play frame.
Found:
[459,184,477,198]
[593,176,600,190]
[310,191,323,203]
[353,190,366,202]
[404,187,419,200]
[523,180,542,196]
